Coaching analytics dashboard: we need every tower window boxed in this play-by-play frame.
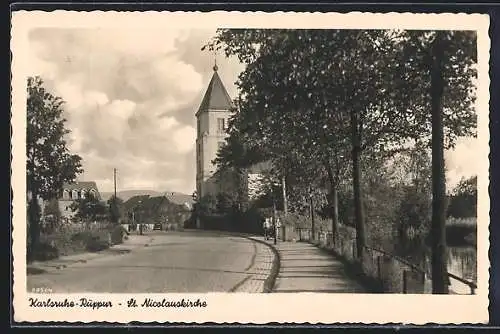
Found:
[217,118,226,134]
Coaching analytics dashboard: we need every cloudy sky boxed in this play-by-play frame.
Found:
[28,28,244,194]
[27,28,481,195]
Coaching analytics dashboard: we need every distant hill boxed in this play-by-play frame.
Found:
[100,190,194,206]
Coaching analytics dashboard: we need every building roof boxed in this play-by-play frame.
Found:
[61,181,101,200]
[196,66,233,115]
[63,181,99,191]
[123,195,191,213]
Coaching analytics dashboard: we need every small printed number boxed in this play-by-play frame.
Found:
[32,287,53,293]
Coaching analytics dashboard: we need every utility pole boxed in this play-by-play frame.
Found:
[113,168,117,199]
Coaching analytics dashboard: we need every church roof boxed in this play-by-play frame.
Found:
[197,66,233,115]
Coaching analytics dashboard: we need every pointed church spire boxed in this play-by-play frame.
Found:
[213,51,218,72]
[196,57,233,114]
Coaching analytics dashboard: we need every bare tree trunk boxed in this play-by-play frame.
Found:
[351,110,366,260]
[331,188,339,243]
[326,164,339,243]
[28,191,41,261]
[282,174,288,216]
[309,195,316,241]
[430,32,449,294]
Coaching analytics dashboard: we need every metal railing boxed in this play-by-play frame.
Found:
[292,227,476,295]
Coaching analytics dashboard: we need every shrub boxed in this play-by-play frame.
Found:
[69,230,110,252]
[85,235,110,252]
[31,242,59,261]
[110,225,126,245]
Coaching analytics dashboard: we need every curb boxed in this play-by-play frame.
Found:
[240,235,281,293]
[161,229,281,293]
[28,236,154,274]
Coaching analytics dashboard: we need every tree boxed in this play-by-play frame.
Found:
[448,176,477,218]
[196,194,218,216]
[27,76,83,257]
[207,29,477,289]
[216,192,236,214]
[107,195,124,224]
[41,198,62,234]
[206,30,353,239]
[69,196,108,224]
[205,29,408,257]
[393,31,477,294]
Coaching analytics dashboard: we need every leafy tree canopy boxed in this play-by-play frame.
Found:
[27,76,83,200]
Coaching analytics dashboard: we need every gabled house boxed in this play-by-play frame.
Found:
[123,195,191,228]
[57,181,102,220]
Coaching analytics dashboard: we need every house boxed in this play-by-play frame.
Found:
[122,195,191,230]
[57,181,102,220]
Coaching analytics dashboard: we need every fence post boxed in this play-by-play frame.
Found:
[403,270,408,294]
[377,256,382,281]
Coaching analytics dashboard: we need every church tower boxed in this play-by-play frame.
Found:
[195,61,234,198]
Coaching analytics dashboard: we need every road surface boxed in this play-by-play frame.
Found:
[27,230,273,293]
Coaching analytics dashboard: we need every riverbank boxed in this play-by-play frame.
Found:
[446,217,477,247]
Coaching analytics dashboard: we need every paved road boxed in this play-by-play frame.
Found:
[27,230,271,293]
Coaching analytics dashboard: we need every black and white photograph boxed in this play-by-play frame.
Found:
[12,11,490,324]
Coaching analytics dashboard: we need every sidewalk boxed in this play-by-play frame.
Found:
[232,239,276,293]
[260,238,367,293]
[27,234,155,274]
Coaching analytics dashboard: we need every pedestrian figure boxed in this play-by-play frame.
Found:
[263,217,272,240]
[276,217,282,240]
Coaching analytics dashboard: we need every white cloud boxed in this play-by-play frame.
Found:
[28,41,59,80]
[54,81,84,111]
[445,137,482,189]
[106,99,136,120]
[159,116,180,130]
[84,91,110,107]
[66,126,83,152]
[172,126,196,154]
[152,58,204,97]
[88,29,178,58]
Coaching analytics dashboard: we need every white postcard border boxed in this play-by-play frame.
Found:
[11,10,491,324]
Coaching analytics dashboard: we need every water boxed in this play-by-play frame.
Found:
[447,246,477,294]
[395,236,477,294]
[420,246,477,294]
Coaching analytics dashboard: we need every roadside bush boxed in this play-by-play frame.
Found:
[29,225,114,263]
[31,242,59,261]
[239,208,263,234]
[110,225,126,245]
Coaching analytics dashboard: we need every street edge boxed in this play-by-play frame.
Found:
[241,236,281,293]
[27,236,154,273]
[182,229,282,293]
